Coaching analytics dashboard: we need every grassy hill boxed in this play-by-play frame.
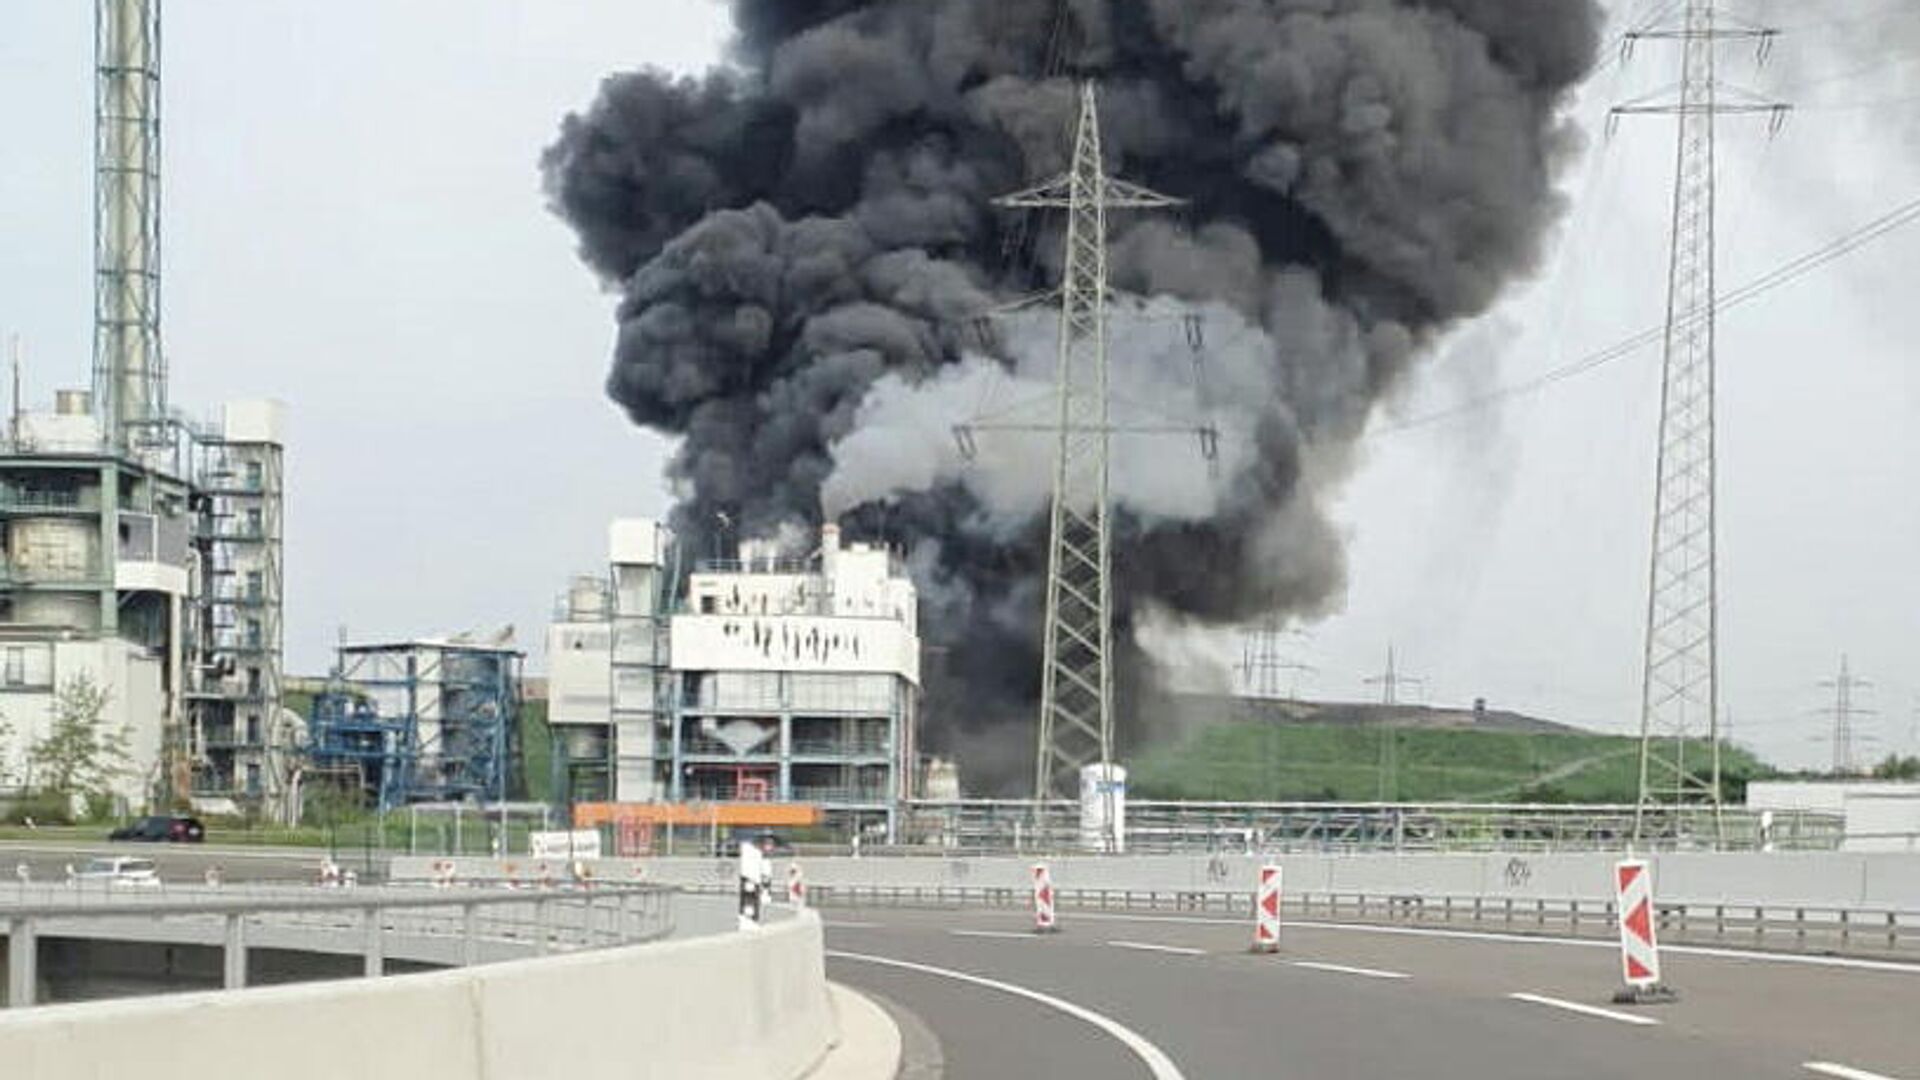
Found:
[1130,719,1767,804]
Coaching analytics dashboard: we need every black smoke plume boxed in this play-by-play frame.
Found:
[544,0,1603,793]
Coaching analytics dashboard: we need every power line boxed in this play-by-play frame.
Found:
[1375,190,1920,438]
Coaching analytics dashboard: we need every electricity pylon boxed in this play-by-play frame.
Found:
[1613,0,1788,845]
[996,84,1182,802]
[1816,656,1875,775]
[1240,617,1314,702]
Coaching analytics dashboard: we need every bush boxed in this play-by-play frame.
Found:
[0,793,77,826]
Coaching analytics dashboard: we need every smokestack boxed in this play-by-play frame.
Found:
[545,0,1604,791]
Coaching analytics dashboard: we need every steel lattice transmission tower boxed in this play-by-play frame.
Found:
[1817,656,1875,775]
[95,0,167,450]
[1614,0,1787,843]
[996,84,1182,801]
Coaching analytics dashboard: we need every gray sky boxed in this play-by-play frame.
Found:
[3,1,1916,771]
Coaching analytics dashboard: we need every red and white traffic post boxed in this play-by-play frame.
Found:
[1611,858,1675,1003]
[1252,864,1282,953]
[1032,863,1058,933]
[787,862,807,908]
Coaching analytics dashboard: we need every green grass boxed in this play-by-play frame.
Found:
[1130,722,1767,804]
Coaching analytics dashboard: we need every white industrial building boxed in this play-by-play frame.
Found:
[0,396,286,814]
[548,521,920,838]
[1747,781,1920,852]
[0,1,289,817]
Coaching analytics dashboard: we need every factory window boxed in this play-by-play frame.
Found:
[2,648,21,687]
[246,714,261,745]
[246,620,262,648]
[244,508,263,537]
[246,764,261,795]
[247,667,261,695]
[245,571,263,600]
[244,461,263,490]
[699,596,717,614]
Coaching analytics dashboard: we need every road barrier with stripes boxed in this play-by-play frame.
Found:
[1254,865,1281,953]
[1032,864,1057,933]
[1613,860,1661,988]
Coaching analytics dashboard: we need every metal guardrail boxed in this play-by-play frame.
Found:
[791,883,1920,960]
[2,883,677,1009]
[895,800,1849,854]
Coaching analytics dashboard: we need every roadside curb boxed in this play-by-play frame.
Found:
[808,984,904,1080]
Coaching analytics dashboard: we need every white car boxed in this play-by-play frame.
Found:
[71,856,162,888]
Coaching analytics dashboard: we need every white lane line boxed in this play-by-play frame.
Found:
[1107,940,1206,956]
[1804,1063,1905,1080]
[950,930,1038,940]
[1068,912,1920,975]
[1508,992,1662,1027]
[829,950,1187,1080]
[825,920,882,929]
[1291,961,1410,980]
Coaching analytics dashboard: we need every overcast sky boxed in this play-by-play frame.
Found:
[3,1,1916,771]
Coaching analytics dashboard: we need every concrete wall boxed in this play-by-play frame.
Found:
[0,911,837,1080]
[423,851,1920,909]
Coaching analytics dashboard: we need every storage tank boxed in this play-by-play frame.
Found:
[1079,763,1127,854]
[566,575,609,621]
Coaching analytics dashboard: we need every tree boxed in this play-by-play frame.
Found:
[1872,755,1920,781]
[27,673,132,815]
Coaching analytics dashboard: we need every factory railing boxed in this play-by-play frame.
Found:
[895,800,1848,854]
[2,883,677,1009]
[796,882,1920,960]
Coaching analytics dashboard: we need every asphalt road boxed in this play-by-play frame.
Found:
[823,906,1920,1080]
[1,841,355,885]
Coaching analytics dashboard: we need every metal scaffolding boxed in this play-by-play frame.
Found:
[307,641,525,809]
[93,0,166,449]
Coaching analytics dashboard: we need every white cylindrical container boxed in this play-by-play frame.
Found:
[1079,763,1127,854]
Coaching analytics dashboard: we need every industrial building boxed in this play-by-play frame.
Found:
[305,637,526,810]
[548,521,920,840]
[0,1,288,816]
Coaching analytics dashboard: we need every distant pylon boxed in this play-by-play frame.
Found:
[1363,645,1424,707]
[1816,655,1875,775]
[1614,0,1789,845]
[1239,617,1314,701]
[998,84,1183,802]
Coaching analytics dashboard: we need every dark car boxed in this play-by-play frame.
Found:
[109,814,205,843]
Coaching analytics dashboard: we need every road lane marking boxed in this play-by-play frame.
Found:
[1065,913,1920,975]
[1107,940,1205,956]
[1508,992,1661,1026]
[829,950,1187,1080]
[950,930,1037,940]
[1291,961,1410,980]
[1804,1063,1903,1080]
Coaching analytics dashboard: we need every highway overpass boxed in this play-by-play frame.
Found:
[4,841,1917,1079]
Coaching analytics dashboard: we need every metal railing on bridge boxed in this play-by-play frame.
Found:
[1,882,676,1009]
[797,882,1920,960]
[894,800,1847,854]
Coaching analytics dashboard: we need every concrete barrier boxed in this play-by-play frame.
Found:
[494,851,1920,908]
[0,911,838,1080]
